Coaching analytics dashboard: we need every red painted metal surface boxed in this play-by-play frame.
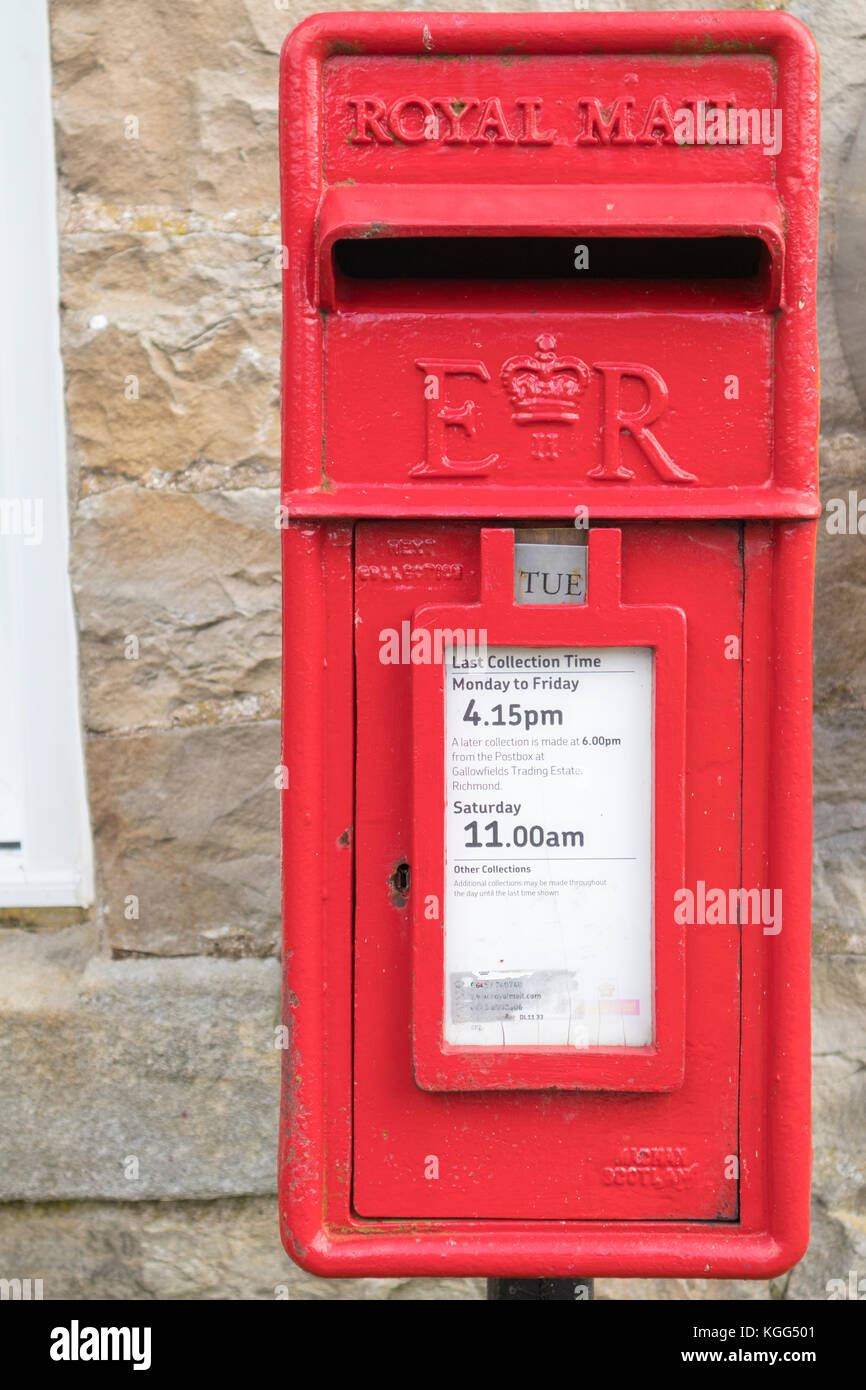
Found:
[279,11,818,1277]
[353,520,739,1223]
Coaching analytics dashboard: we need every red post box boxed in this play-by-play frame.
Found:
[279,11,819,1279]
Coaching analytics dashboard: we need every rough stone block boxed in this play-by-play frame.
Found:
[0,933,280,1201]
[87,720,280,957]
[73,485,280,735]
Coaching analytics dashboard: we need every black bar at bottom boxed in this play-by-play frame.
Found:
[487,1278,594,1301]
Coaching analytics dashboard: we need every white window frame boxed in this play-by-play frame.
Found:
[0,2,93,906]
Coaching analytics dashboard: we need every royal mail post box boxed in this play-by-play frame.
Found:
[279,11,819,1278]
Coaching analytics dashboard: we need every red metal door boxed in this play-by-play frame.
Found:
[353,519,743,1221]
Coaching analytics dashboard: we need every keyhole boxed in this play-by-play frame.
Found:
[389,860,411,907]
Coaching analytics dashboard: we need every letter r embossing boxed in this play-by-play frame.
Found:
[591,362,696,483]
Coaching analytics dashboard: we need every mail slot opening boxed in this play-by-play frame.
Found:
[333,235,768,283]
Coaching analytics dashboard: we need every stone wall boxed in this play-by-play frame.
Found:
[0,0,862,1300]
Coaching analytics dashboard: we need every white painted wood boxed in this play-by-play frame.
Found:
[0,3,93,905]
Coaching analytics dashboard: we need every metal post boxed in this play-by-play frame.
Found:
[487,1278,594,1301]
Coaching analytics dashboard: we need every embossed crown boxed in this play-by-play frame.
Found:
[501,333,591,424]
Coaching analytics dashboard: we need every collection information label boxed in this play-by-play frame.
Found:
[444,644,654,1048]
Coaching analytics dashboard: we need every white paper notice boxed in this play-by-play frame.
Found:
[444,644,654,1048]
